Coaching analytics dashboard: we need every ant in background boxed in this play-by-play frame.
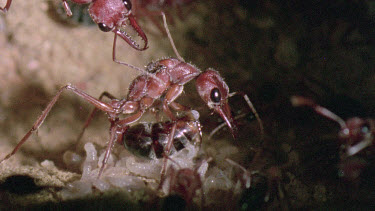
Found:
[291,96,375,181]
[291,96,374,158]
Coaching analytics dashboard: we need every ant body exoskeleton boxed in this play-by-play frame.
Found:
[121,110,202,159]
[60,0,148,51]
[0,13,262,180]
[1,0,148,54]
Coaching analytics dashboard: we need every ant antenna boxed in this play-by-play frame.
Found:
[209,92,264,140]
[112,31,166,85]
[225,158,252,188]
[208,113,246,140]
[161,12,185,62]
[290,96,347,129]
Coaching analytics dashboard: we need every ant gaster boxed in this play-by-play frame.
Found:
[122,110,202,159]
[0,13,261,179]
[291,96,375,157]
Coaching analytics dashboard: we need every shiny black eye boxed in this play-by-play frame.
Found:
[210,88,221,103]
[98,23,112,32]
[123,0,132,10]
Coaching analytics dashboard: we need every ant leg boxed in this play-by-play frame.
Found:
[160,84,186,176]
[290,96,347,128]
[161,12,184,62]
[230,92,265,139]
[112,32,165,86]
[163,84,184,122]
[0,0,11,12]
[170,101,190,112]
[158,155,177,190]
[76,92,117,145]
[97,124,122,178]
[61,0,73,16]
[0,84,117,164]
[97,110,145,177]
[147,12,168,36]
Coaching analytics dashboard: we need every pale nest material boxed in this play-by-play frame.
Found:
[60,141,211,201]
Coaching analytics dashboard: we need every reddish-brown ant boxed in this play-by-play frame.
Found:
[1,0,148,51]
[0,13,262,180]
[291,96,374,158]
[60,0,148,51]
[291,96,375,181]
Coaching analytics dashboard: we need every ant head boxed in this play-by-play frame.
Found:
[196,69,237,138]
[340,118,372,145]
[89,0,132,31]
[90,0,147,50]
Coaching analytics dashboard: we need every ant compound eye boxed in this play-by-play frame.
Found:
[210,88,221,103]
[123,0,132,10]
[361,123,370,134]
[98,23,112,32]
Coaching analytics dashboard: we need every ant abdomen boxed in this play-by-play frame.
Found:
[122,118,202,159]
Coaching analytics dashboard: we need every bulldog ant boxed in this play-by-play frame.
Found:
[0,13,262,180]
[0,0,11,12]
[60,0,148,51]
[291,96,375,181]
[291,96,374,158]
[1,0,148,51]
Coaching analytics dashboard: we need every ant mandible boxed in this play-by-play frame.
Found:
[1,0,148,51]
[0,0,11,12]
[61,0,148,51]
[0,13,262,179]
